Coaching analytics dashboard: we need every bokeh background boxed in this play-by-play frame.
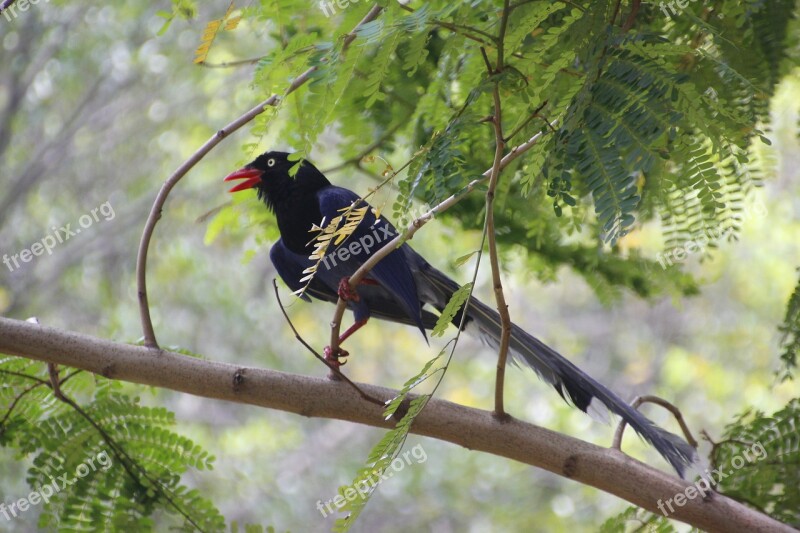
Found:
[1,3,798,531]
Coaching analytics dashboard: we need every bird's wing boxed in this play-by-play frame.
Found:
[316,186,427,337]
[269,239,317,302]
[270,238,438,329]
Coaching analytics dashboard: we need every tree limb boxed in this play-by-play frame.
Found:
[0,317,791,532]
[485,1,513,416]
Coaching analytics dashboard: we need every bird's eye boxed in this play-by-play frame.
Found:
[267,158,276,167]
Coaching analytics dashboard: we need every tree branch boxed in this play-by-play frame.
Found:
[486,97,512,416]
[485,0,513,416]
[622,0,641,32]
[613,395,699,451]
[0,317,792,532]
[197,56,265,68]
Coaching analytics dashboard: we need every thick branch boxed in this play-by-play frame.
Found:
[0,317,791,533]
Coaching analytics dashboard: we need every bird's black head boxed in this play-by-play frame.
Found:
[224,151,331,254]
[224,151,330,212]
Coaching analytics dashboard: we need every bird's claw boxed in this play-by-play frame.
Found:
[337,277,360,302]
[324,345,349,369]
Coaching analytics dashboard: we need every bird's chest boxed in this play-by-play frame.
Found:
[275,200,324,255]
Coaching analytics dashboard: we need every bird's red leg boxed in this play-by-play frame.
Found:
[339,318,368,344]
[323,345,348,368]
[323,319,368,368]
[337,277,360,302]
[336,277,379,302]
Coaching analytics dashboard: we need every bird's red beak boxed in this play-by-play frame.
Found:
[224,168,263,193]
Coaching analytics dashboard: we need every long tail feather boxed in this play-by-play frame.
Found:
[416,264,696,475]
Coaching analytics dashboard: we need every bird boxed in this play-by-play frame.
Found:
[224,150,696,475]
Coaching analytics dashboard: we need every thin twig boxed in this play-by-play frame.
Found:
[0,369,49,385]
[540,117,559,135]
[135,5,384,348]
[344,5,383,49]
[323,118,407,174]
[435,21,498,45]
[486,97,510,417]
[327,127,553,359]
[509,0,585,13]
[621,0,641,32]
[495,0,510,70]
[503,100,548,143]
[0,381,40,431]
[479,47,493,72]
[486,0,513,417]
[198,56,265,68]
[611,0,624,27]
[47,363,66,400]
[397,2,498,47]
[611,395,699,450]
[272,280,385,406]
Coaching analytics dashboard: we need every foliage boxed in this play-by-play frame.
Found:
[332,395,428,532]
[0,357,223,532]
[430,282,472,337]
[600,505,679,533]
[193,0,796,305]
[778,272,800,380]
[602,399,800,531]
[711,398,800,526]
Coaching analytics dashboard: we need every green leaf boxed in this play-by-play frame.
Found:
[452,251,478,268]
[431,282,473,338]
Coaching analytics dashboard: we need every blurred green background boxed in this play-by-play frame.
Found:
[1,2,798,531]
